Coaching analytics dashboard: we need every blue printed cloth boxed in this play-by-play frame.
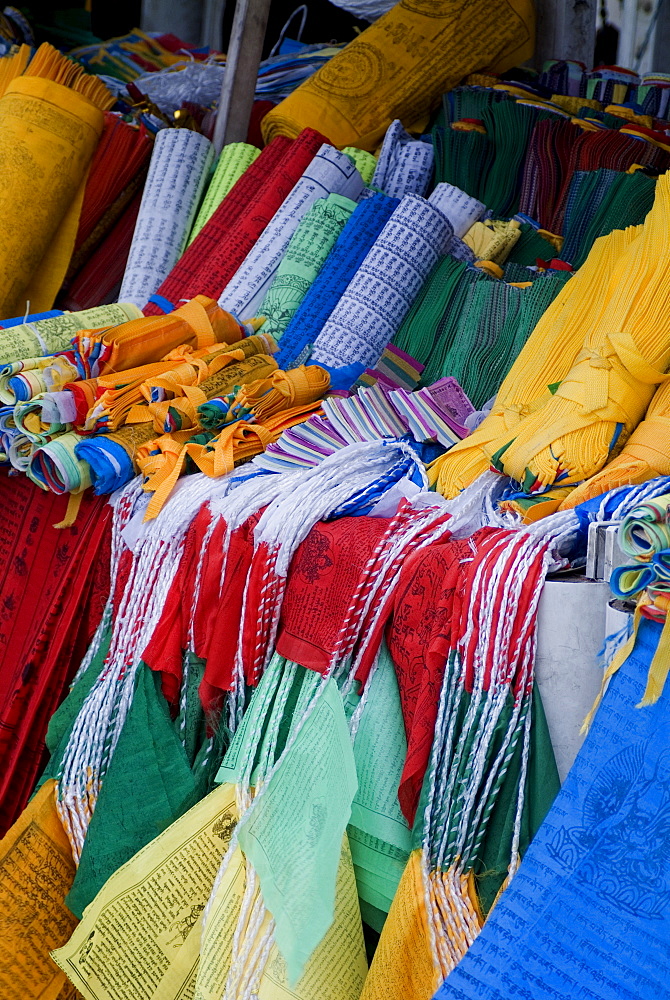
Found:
[275,193,399,369]
[433,615,670,1000]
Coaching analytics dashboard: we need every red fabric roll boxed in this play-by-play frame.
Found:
[142,127,328,315]
[75,112,153,253]
[62,191,143,311]
[0,474,112,836]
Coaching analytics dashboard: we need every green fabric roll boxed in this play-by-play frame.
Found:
[504,222,560,267]
[560,168,656,268]
[187,141,260,246]
[343,146,377,185]
[393,257,570,408]
[260,192,356,341]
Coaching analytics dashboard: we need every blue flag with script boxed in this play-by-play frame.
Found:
[433,616,670,1000]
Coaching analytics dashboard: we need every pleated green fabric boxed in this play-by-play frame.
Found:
[392,258,571,408]
[560,167,656,267]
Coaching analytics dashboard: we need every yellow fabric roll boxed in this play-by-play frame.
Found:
[261,0,535,151]
[560,379,670,508]
[0,44,112,319]
[463,218,521,263]
[431,225,641,497]
[500,172,670,491]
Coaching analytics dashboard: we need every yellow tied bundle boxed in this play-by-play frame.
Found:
[141,399,323,521]
[75,295,259,376]
[463,218,521,264]
[88,334,276,433]
[188,402,325,478]
[129,351,279,434]
[235,364,330,423]
[499,172,670,491]
[561,379,670,508]
[0,44,113,319]
[430,225,642,497]
[261,0,535,151]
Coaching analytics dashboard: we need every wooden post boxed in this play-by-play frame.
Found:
[534,0,597,69]
[212,0,273,153]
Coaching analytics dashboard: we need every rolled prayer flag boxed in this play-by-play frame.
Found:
[187,141,260,246]
[371,120,434,198]
[142,136,294,315]
[342,146,377,184]
[72,296,253,378]
[428,182,485,238]
[261,0,535,150]
[311,194,454,369]
[30,431,92,495]
[275,192,398,369]
[0,302,142,366]
[198,365,330,430]
[609,561,658,598]
[75,420,157,494]
[618,494,670,558]
[218,144,365,319]
[257,193,356,341]
[0,44,114,320]
[119,128,215,310]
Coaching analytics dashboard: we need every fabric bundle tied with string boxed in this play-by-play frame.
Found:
[429,225,641,498]
[498,172,670,492]
[560,378,670,508]
[85,333,277,434]
[71,295,256,379]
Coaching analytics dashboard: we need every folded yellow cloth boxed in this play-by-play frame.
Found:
[500,172,670,491]
[261,0,534,150]
[560,379,670,508]
[463,219,521,263]
[430,225,641,497]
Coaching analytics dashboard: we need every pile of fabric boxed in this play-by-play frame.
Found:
[1,6,670,1000]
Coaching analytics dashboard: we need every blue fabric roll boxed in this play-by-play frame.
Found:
[75,437,135,494]
[0,309,61,329]
[275,193,399,369]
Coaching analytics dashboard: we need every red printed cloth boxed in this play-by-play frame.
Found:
[143,129,327,314]
[0,473,111,835]
[276,515,394,672]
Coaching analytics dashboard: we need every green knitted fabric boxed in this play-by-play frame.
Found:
[505,223,560,266]
[560,168,656,267]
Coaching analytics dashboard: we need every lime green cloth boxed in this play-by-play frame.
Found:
[260,193,356,341]
[237,674,358,986]
[187,141,260,245]
[343,146,377,185]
